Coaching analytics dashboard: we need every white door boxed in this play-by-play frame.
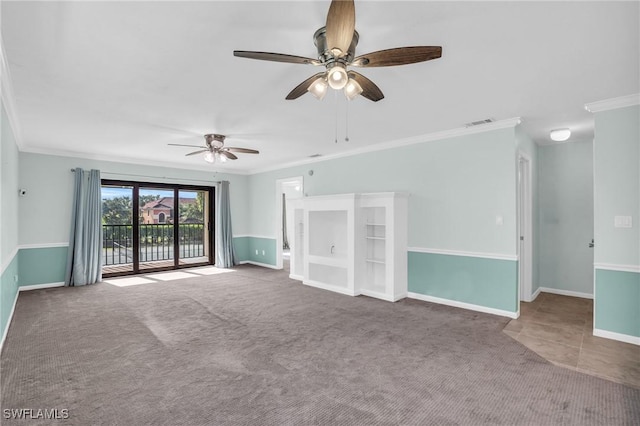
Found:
[518,155,533,302]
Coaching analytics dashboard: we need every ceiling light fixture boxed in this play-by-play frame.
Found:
[308,77,328,100]
[327,63,348,90]
[550,128,571,142]
[344,78,363,100]
[204,151,215,163]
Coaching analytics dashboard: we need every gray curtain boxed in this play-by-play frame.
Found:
[65,168,103,286]
[215,181,236,268]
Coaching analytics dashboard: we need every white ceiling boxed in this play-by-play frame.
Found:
[2,1,638,173]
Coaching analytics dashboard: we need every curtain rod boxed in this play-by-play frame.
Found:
[70,169,221,184]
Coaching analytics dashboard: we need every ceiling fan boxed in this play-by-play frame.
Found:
[168,134,259,164]
[233,0,442,102]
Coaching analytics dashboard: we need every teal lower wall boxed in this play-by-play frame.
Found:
[408,251,518,313]
[248,237,277,266]
[1,254,20,340]
[18,246,68,287]
[233,237,250,263]
[595,269,640,338]
[232,236,277,266]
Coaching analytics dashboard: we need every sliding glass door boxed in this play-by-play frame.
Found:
[101,181,214,277]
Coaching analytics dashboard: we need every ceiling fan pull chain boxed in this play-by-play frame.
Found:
[345,100,350,142]
[334,90,339,143]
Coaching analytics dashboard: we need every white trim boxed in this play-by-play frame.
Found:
[407,247,517,261]
[275,176,304,270]
[19,282,65,291]
[232,235,275,240]
[0,36,23,147]
[517,151,533,302]
[593,328,640,346]
[594,263,640,273]
[248,118,522,175]
[1,247,19,276]
[19,146,250,176]
[530,287,542,301]
[289,273,303,281]
[303,280,358,297]
[237,260,280,270]
[585,94,640,113]
[538,287,593,300]
[0,289,19,352]
[18,242,69,250]
[407,292,518,319]
[536,137,593,147]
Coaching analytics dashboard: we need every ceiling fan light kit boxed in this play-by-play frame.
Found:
[233,0,442,102]
[308,77,328,100]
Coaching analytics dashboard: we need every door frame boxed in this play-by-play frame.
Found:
[517,152,533,303]
[275,176,304,269]
[101,179,215,277]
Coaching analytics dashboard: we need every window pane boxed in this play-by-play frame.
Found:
[101,185,134,274]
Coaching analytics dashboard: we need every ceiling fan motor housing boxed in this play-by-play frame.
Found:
[314,26,359,65]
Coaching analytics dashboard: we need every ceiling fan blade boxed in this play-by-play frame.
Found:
[219,150,238,160]
[325,0,355,56]
[286,72,326,100]
[226,147,260,154]
[233,51,321,66]
[348,71,384,102]
[185,149,209,156]
[351,46,442,67]
[168,143,207,148]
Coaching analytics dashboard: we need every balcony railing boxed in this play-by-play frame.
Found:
[103,223,206,266]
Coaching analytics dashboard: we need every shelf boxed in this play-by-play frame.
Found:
[365,223,385,227]
[365,236,386,240]
[365,258,386,264]
[308,255,348,268]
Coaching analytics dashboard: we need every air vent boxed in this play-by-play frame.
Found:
[309,154,322,158]
[465,118,495,128]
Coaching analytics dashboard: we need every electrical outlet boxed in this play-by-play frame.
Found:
[262,250,265,256]
[14,275,18,283]
[255,249,258,255]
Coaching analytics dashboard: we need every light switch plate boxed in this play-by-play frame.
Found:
[495,216,504,226]
[614,216,632,228]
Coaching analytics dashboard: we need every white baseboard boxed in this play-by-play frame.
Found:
[539,287,593,300]
[407,292,518,319]
[289,274,303,281]
[237,261,280,270]
[593,328,640,346]
[0,289,19,352]
[530,287,542,301]
[19,282,65,291]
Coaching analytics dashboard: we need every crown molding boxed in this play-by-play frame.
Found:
[19,145,251,176]
[248,117,522,175]
[0,35,23,147]
[536,136,593,147]
[585,94,640,113]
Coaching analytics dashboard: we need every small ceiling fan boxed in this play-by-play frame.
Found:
[233,0,442,102]
[168,134,259,164]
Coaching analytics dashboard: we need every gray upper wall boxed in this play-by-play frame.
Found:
[593,105,640,267]
[17,153,249,246]
[247,126,521,256]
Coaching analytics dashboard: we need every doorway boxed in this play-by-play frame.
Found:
[518,154,533,302]
[101,180,214,277]
[275,177,304,271]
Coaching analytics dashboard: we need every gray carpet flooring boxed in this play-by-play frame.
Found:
[1,264,639,425]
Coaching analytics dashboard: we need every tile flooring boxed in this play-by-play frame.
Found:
[503,292,640,389]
